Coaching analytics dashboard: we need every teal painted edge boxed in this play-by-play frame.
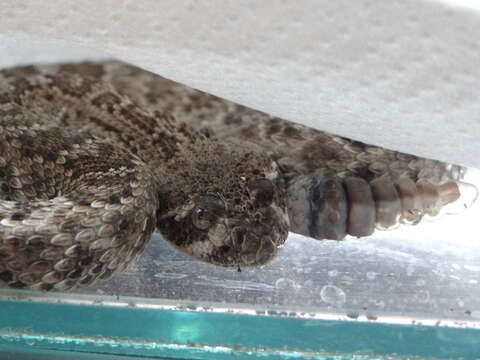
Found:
[0,299,479,360]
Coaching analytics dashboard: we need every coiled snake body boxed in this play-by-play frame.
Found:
[0,61,473,291]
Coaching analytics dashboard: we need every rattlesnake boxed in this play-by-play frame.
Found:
[0,61,475,291]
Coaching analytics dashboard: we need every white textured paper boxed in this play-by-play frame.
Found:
[1,0,479,168]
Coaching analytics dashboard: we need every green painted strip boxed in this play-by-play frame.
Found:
[0,299,478,359]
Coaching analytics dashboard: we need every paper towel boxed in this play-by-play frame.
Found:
[1,0,479,168]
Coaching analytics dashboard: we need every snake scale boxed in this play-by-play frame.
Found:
[0,60,474,291]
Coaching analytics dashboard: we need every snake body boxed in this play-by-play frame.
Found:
[0,61,473,291]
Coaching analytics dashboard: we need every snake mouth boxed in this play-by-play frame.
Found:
[207,222,286,268]
[232,226,279,266]
[231,201,290,267]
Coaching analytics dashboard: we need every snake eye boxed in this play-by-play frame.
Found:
[247,178,275,206]
[192,195,226,230]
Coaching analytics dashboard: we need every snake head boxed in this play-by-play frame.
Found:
[156,141,290,268]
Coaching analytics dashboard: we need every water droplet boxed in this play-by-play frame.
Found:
[415,290,430,303]
[275,278,297,290]
[366,271,377,280]
[328,270,339,277]
[416,279,426,287]
[320,285,346,307]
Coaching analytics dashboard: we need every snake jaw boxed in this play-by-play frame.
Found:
[203,165,290,267]
[232,227,280,267]
[203,199,289,268]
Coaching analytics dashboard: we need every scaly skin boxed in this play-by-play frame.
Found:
[0,61,470,290]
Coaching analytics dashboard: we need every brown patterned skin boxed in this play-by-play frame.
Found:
[0,61,467,290]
